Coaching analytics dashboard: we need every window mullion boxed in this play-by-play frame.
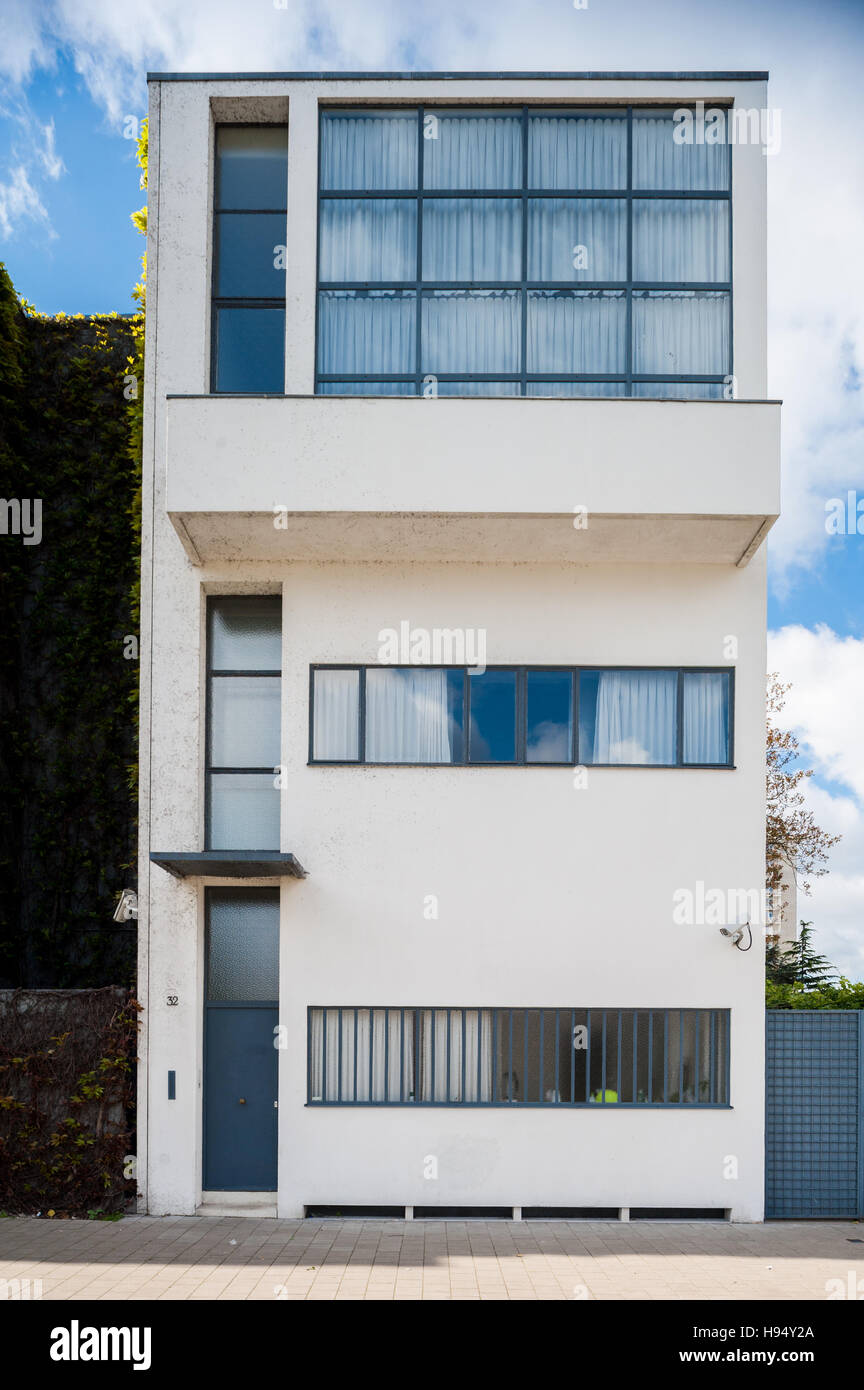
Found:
[416,106,424,394]
[520,106,529,395]
[625,104,633,394]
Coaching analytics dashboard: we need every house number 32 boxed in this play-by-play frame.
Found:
[167,995,178,1006]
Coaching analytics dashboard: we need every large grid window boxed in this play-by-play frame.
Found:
[212,126,289,393]
[308,1007,730,1106]
[316,107,731,398]
[310,666,733,767]
[206,597,282,849]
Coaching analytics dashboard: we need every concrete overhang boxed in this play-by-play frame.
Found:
[164,395,781,567]
[151,851,306,879]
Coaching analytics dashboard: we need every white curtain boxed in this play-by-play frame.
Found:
[714,1012,728,1104]
[352,1009,405,1102]
[527,198,626,281]
[419,1009,493,1102]
[527,291,625,375]
[632,113,728,192]
[434,381,519,397]
[309,1008,340,1102]
[366,668,452,763]
[527,381,624,397]
[310,1008,413,1102]
[313,669,359,760]
[631,382,722,399]
[317,381,415,396]
[317,290,415,375]
[591,670,677,764]
[683,672,729,764]
[318,198,416,282]
[320,113,417,190]
[633,291,729,375]
[679,1010,701,1103]
[633,200,729,282]
[316,112,730,392]
[422,290,520,375]
[422,198,521,281]
[423,114,521,189]
[527,114,627,189]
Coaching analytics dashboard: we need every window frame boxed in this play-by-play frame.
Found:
[210,123,289,395]
[315,105,733,398]
[306,1006,732,1108]
[204,885,281,1006]
[205,596,283,850]
[308,664,735,769]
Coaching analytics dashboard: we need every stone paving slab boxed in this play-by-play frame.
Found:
[0,1217,862,1301]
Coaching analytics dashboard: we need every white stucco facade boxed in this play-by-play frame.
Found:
[138,71,778,1221]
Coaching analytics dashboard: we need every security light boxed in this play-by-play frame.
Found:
[719,923,752,952]
[113,888,139,924]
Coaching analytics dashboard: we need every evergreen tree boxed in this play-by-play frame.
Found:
[765,939,796,985]
[767,921,837,990]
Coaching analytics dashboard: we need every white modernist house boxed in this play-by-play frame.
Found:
[138,71,780,1221]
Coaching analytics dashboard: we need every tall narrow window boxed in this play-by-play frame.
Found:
[682,670,731,765]
[206,597,282,850]
[212,126,289,393]
[526,670,573,763]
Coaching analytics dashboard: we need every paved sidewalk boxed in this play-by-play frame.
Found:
[1,1216,862,1301]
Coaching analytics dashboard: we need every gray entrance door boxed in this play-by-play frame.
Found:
[765,1010,864,1219]
[203,888,280,1191]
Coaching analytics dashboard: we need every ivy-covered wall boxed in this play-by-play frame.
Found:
[0,986,139,1215]
[0,263,142,987]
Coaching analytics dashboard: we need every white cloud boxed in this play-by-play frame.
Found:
[36,117,63,180]
[768,624,864,978]
[765,69,864,588]
[0,91,65,240]
[769,624,864,800]
[0,162,54,239]
[796,780,864,982]
[0,0,53,87]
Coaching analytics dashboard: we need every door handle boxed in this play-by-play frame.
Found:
[238,1097,246,1104]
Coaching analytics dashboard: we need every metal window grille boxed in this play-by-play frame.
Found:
[308,1007,730,1106]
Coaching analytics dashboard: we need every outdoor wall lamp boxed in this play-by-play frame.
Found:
[113,888,139,923]
[719,922,753,952]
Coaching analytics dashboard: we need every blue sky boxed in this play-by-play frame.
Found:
[0,53,143,314]
[1,0,862,973]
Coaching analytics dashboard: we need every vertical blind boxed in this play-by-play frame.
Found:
[317,107,731,397]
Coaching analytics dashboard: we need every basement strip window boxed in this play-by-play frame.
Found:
[309,665,733,767]
[307,1008,730,1107]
